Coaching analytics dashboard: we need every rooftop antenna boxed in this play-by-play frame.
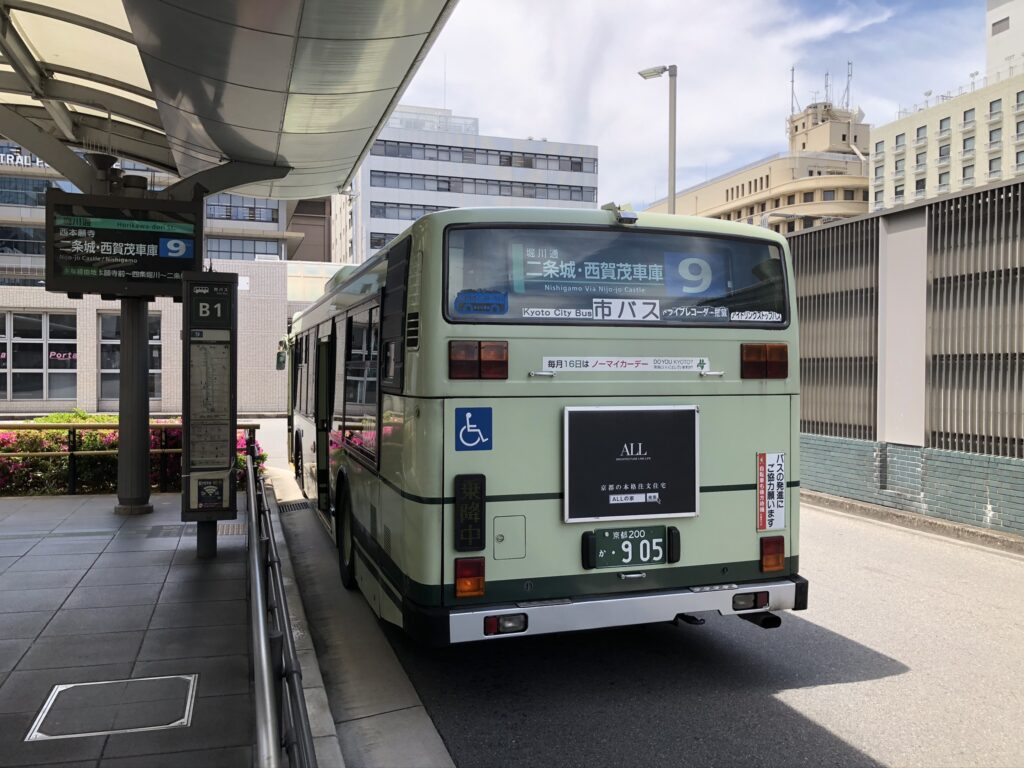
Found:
[442,54,447,109]
[824,71,830,104]
[790,66,801,114]
[840,61,852,110]
[923,89,932,108]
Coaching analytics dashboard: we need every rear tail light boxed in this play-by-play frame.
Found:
[760,536,785,572]
[479,341,508,379]
[732,591,770,611]
[455,557,485,597]
[449,341,508,380]
[741,343,788,379]
[449,340,479,379]
[484,613,528,636]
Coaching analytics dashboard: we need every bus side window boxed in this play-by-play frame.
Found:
[333,317,346,423]
[381,237,411,394]
[344,307,380,462]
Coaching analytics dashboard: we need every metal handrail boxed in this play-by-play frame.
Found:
[247,442,318,768]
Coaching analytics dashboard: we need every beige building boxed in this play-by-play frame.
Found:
[871,1,1024,209]
[647,102,870,233]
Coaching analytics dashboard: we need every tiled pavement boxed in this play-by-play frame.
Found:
[0,493,253,767]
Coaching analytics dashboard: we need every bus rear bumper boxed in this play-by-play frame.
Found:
[446,575,808,643]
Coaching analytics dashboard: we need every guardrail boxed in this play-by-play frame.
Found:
[0,421,259,494]
[246,437,318,768]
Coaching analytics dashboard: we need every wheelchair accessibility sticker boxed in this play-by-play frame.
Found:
[455,407,492,451]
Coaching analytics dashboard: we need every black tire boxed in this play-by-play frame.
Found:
[337,488,356,590]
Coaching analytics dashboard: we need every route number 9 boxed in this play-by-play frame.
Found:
[166,239,187,257]
[677,257,712,294]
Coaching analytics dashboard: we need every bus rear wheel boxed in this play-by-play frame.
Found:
[337,490,356,590]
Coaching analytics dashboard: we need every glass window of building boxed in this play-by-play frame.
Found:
[990,127,1003,144]
[915,178,926,192]
[894,184,904,199]
[915,151,927,166]
[0,177,54,208]
[99,314,162,400]
[990,98,1002,116]
[206,238,280,260]
[874,189,883,202]
[802,191,814,203]
[963,164,975,180]
[916,125,927,139]
[874,164,884,178]
[786,194,796,205]
[843,189,855,201]
[369,232,392,249]
[939,171,950,186]
[1017,150,1024,167]
[205,193,278,223]
[939,143,951,157]
[1017,120,1024,136]
[963,136,975,151]
[964,107,976,123]
[989,156,1002,173]
[939,116,951,132]
[1,312,76,400]
[0,225,45,255]
[1017,90,1024,106]
[875,140,884,153]
[895,158,905,172]
[822,190,836,201]
[895,133,905,146]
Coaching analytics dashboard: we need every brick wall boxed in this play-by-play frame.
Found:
[802,433,1024,535]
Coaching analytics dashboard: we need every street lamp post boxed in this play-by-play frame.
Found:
[639,64,677,213]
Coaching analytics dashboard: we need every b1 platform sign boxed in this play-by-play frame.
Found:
[45,189,202,298]
[182,271,238,522]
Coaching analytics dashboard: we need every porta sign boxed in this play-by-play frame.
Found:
[45,189,202,298]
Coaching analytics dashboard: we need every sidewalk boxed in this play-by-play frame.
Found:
[0,493,252,767]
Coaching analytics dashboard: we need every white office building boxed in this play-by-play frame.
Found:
[348,105,599,263]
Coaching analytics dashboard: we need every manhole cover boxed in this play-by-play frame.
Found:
[277,501,310,514]
[25,675,197,741]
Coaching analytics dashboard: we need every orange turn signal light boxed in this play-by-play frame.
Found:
[760,536,785,572]
[455,557,485,597]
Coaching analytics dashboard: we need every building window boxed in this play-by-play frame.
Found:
[990,127,1003,144]
[862,191,869,201]
[989,156,1002,173]
[990,98,1003,117]
[843,189,855,201]
[822,190,836,201]
[802,191,814,203]
[370,202,452,222]
[939,116,951,132]
[1017,150,1024,167]
[369,232,392,249]
[786,221,796,233]
[992,16,1010,35]
[915,178,926,192]
[875,140,884,153]
[1017,90,1024,107]
[874,190,883,202]
[895,133,905,146]
[916,125,927,139]
[964,108,976,123]
[874,164,884,178]
[205,194,278,223]
[1018,120,1024,136]
[939,143,951,158]
[916,151,927,166]
[894,184,904,199]
[786,194,796,205]
[368,140,597,174]
[0,312,77,400]
[963,164,975,180]
[99,314,161,400]
[206,238,281,260]
[938,171,950,186]
[0,176,55,208]
[895,158,905,172]
[963,136,975,151]
[369,170,596,202]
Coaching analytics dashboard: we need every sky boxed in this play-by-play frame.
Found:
[400,0,988,209]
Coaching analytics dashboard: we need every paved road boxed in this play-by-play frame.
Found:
[385,505,1024,768]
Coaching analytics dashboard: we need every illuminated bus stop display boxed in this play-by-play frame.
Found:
[45,189,202,298]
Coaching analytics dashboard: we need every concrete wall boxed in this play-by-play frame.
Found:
[802,433,1024,535]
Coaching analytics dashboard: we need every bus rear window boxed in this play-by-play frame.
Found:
[445,227,788,326]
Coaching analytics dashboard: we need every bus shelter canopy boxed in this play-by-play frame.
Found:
[0,0,456,197]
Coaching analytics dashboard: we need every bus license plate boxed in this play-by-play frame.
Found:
[594,526,667,568]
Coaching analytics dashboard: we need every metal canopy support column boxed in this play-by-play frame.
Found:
[116,294,153,515]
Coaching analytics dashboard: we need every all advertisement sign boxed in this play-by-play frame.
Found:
[563,406,699,522]
[45,189,202,298]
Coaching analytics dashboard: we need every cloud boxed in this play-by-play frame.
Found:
[401,0,985,209]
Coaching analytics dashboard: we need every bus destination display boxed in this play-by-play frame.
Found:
[45,189,202,298]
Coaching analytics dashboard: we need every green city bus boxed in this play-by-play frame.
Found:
[287,206,807,644]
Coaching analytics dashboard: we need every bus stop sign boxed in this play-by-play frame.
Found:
[182,271,238,527]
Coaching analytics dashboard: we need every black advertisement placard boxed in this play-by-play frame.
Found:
[45,189,202,298]
[564,406,698,522]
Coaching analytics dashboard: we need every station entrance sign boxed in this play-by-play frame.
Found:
[45,189,202,298]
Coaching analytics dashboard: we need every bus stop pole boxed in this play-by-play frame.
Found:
[115,295,154,515]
